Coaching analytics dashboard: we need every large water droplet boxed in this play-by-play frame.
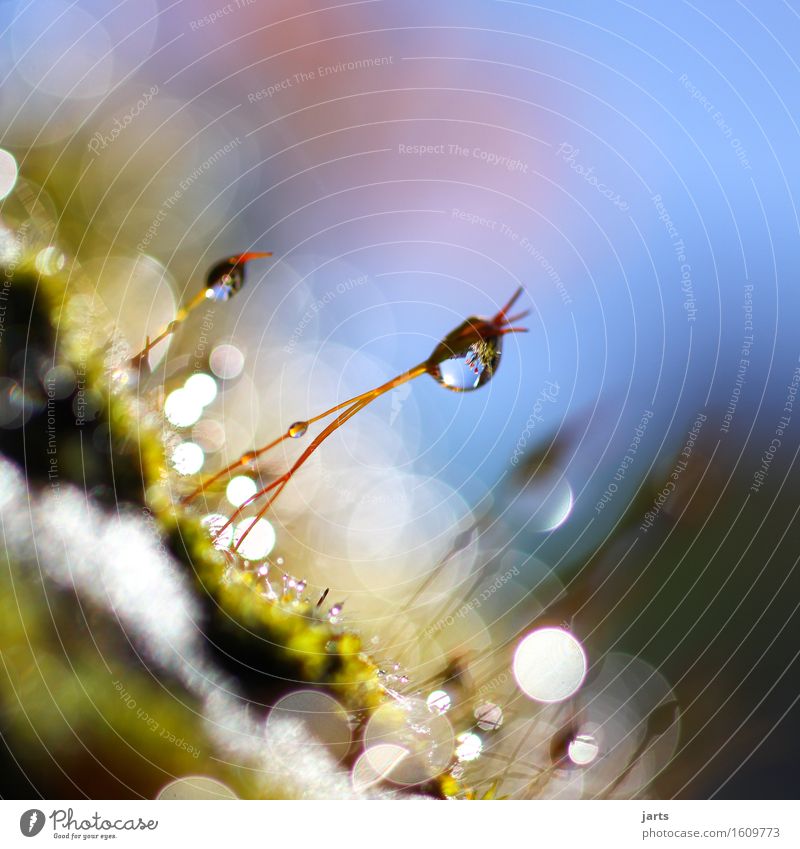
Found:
[428,332,503,392]
[288,420,308,438]
[205,260,244,301]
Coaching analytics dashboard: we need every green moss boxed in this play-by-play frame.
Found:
[0,259,388,798]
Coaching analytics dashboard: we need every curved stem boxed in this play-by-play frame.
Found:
[226,362,428,550]
[129,289,208,367]
[187,361,428,505]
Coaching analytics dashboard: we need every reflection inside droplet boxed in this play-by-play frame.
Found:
[429,334,503,392]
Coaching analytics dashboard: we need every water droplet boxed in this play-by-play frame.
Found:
[204,260,244,301]
[426,690,451,715]
[288,420,308,438]
[428,326,503,392]
[474,702,504,731]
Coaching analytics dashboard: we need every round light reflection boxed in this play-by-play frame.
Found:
[202,513,233,550]
[513,627,587,703]
[0,150,18,200]
[233,519,276,560]
[226,475,257,507]
[164,388,203,428]
[171,442,204,475]
[426,690,451,715]
[210,344,244,380]
[568,734,599,766]
[184,372,217,407]
[455,731,482,762]
[157,776,237,800]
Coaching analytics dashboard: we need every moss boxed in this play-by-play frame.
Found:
[0,259,388,797]
[162,510,383,712]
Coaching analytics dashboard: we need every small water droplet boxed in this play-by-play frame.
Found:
[288,420,308,438]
